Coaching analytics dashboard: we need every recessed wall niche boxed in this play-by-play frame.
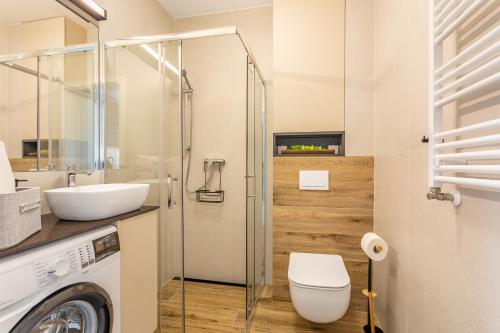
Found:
[273,132,345,156]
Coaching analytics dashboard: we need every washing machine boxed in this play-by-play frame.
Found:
[0,225,120,333]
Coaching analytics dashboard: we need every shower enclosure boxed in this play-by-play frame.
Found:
[104,26,266,332]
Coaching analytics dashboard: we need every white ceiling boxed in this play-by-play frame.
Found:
[159,0,272,18]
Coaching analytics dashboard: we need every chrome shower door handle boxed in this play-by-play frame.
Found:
[167,175,179,208]
[246,174,256,199]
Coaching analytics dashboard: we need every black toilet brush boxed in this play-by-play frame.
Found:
[362,255,384,333]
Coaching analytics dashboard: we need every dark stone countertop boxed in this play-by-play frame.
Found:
[0,206,159,259]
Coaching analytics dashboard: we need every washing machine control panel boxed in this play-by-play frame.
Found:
[92,231,120,263]
[34,250,79,288]
[78,241,96,269]
[32,231,119,289]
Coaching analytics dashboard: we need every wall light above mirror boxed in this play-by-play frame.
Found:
[56,0,107,24]
[0,0,105,172]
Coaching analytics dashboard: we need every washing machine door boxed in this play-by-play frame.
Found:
[10,283,113,333]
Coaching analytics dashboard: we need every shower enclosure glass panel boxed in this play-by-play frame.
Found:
[104,41,183,333]
[247,60,266,317]
[246,58,256,316]
[104,43,162,186]
[159,41,184,333]
[104,27,266,332]
[181,34,249,331]
[254,74,265,300]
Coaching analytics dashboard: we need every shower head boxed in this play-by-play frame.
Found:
[181,69,193,93]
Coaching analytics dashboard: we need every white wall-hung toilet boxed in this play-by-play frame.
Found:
[288,252,351,324]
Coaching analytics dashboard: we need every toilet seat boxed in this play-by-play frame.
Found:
[289,279,350,291]
[288,253,350,289]
[288,252,351,324]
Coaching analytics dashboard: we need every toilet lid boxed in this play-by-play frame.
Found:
[288,253,350,289]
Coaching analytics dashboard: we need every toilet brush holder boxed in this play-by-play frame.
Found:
[363,258,384,333]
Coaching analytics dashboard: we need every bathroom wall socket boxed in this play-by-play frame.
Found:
[299,170,329,191]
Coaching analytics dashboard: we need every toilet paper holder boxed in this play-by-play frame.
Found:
[361,233,387,333]
[363,255,384,333]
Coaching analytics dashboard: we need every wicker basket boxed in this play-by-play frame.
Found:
[0,187,42,250]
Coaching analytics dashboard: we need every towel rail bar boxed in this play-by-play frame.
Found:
[434,134,500,150]
[435,0,488,43]
[435,150,500,161]
[434,176,500,190]
[434,56,500,97]
[434,72,500,107]
[435,0,473,34]
[436,165,500,173]
[434,26,500,76]
[434,119,500,139]
[435,41,500,86]
[428,0,499,202]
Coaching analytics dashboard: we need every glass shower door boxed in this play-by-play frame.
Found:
[246,57,267,319]
[159,41,184,333]
[246,57,256,317]
[104,41,184,333]
[254,74,265,299]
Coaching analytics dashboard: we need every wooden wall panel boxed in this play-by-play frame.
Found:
[272,156,374,310]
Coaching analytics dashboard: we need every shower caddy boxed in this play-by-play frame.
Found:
[196,159,225,203]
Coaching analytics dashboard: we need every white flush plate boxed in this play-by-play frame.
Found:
[299,170,329,191]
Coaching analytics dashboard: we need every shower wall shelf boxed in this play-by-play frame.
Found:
[196,159,225,203]
[428,0,500,197]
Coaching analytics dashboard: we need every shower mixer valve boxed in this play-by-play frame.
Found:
[204,159,226,168]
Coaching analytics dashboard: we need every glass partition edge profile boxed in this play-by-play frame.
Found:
[103,26,266,84]
[0,43,97,63]
[103,26,238,48]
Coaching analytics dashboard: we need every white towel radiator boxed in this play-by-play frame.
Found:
[428,0,500,204]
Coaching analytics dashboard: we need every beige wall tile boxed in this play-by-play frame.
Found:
[345,0,374,156]
[442,310,473,333]
[273,0,345,133]
[174,6,273,81]
[98,0,173,41]
[374,153,410,266]
[373,252,409,333]
[408,275,442,333]
[373,0,500,332]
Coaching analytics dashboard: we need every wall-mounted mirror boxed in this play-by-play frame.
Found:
[0,0,99,172]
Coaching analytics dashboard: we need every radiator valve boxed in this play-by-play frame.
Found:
[426,187,462,207]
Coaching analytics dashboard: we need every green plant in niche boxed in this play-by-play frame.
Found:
[289,145,324,151]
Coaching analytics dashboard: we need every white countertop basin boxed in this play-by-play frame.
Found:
[45,183,150,221]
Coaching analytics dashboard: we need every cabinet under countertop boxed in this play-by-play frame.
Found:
[0,206,159,259]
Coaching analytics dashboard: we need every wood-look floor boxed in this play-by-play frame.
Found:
[161,281,366,333]
[161,279,247,332]
[250,287,366,333]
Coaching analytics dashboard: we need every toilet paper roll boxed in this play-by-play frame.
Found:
[361,232,388,261]
[0,141,15,194]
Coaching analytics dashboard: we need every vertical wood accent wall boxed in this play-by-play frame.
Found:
[273,156,374,312]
